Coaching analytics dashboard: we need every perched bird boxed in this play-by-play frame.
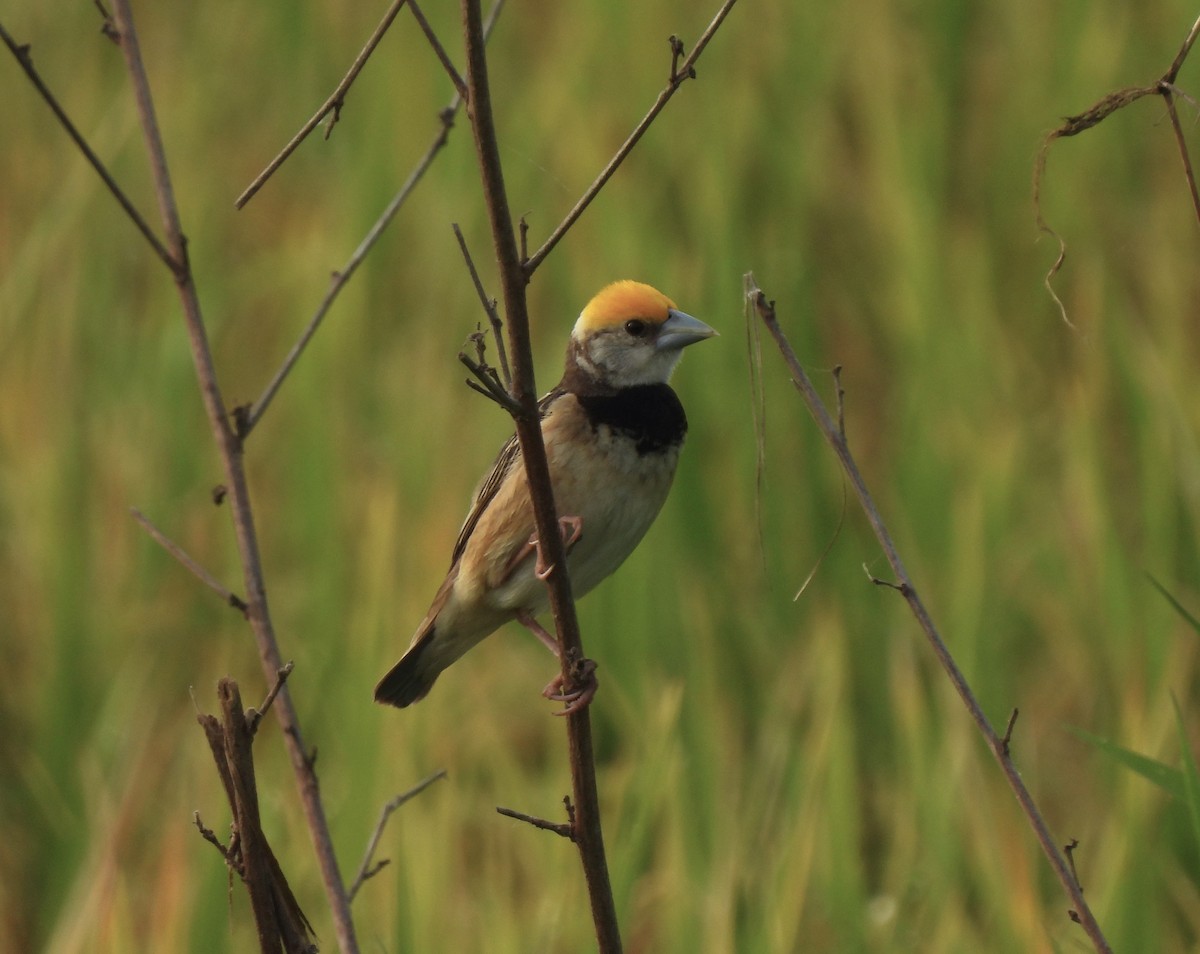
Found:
[374,281,716,713]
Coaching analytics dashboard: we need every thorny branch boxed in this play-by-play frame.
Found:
[749,276,1112,954]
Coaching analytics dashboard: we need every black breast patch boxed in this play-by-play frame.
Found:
[576,384,688,455]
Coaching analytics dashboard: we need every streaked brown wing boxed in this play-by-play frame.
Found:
[448,387,565,567]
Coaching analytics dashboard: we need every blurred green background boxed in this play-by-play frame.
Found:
[3,0,1200,950]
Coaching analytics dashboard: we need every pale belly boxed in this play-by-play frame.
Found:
[490,431,681,613]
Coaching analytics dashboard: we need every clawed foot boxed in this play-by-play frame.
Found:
[516,610,599,716]
[542,658,599,717]
[534,514,583,579]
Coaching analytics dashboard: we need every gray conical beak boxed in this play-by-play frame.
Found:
[656,308,718,352]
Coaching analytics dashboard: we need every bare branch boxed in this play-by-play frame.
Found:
[240,0,507,437]
[496,805,574,840]
[460,0,624,948]
[1164,11,1200,83]
[235,0,409,208]
[347,770,448,903]
[247,662,296,735]
[193,810,233,864]
[105,1,359,947]
[1064,838,1083,891]
[460,337,521,413]
[522,0,739,274]
[1160,88,1200,224]
[199,679,318,953]
[408,0,466,99]
[241,106,454,436]
[749,276,1112,954]
[130,507,248,615]
[0,20,174,270]
[1001,708,1019,756]
[453,222,511,388]
[1033,13,1200,320]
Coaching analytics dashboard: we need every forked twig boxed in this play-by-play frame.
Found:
[347,770,448,903]
[460,0,621,947]
[460,334,521,412]
[104,2,360,948]
[749,277,1112,954]
[239,0,507,437]
[1033,13,1200,322]
[453,222,511,388]
[235,0,409,208]
[522,0,739,274]
[247,662,296,735]
[459,3,738,949]
[0,21,174,270]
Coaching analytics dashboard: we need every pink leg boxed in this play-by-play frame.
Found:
[516,610,560,654]
[503,515,584,583]
[516,610,599,717]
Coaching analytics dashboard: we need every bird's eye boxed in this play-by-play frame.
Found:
[624,319,648,338]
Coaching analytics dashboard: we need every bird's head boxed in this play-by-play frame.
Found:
[567,281,717,389]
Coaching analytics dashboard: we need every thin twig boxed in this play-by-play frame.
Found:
[749,277,1112,954]
[522,0,739,274]
[460,0,622,948]
[194,810,233,863]
[496,805,575,840]
[200,679,318,953]
[0,21,174,270]
[1064,838,1082,890]
[452,222,511,388]
[460,339,521,412]
[1033,12,1200,321]
[130,507,249,614]
[239,0,507,437]
[832,366,846,440]
[1001,707,1020,756]
[241,106,454,435]
[106,2,358,948]
[1160,88,1200,223]
[347,770,448,903]
[1164,12,1200,82]
[247,662,296,735]
[235,0,409,208]
[743,272,768,569]
[408,0,466,99]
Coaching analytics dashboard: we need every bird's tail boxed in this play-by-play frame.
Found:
[374,629,438,708]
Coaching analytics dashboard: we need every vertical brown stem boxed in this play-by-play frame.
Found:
[107,2,358,950]
[459,1,622,949]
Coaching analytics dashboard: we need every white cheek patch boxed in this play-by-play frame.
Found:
[584,334,682,388]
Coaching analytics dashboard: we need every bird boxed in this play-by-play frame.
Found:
[374,280,716,714]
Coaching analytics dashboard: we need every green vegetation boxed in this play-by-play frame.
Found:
[3,1,1199,950]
